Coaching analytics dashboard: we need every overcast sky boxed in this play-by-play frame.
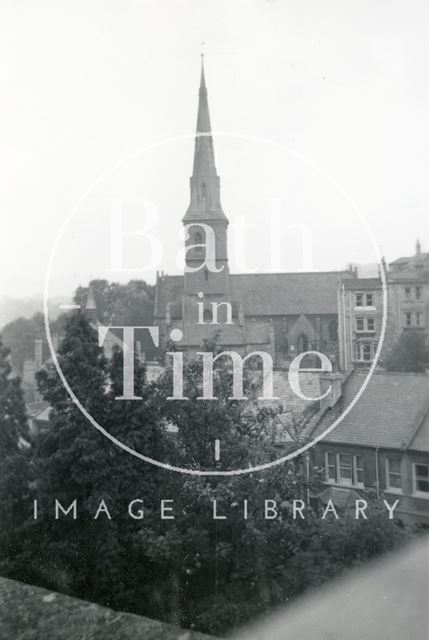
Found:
[1,0,428,298]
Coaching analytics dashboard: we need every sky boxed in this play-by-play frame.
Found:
[1,0,428,298]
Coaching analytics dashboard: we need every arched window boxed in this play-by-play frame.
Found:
[297,333,309,354]
[203,308,212,323]
[194,231,203,255]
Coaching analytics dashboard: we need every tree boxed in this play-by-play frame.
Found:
[27,311,171,609]
[0,313,45,375]
[382,330,429,372]
[0,322,410,637]
[0,336,28,453]
[139,338,408,635]
[0,337,33,579]
[74,279,155,326]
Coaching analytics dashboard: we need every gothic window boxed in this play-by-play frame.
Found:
[203,308,212,323]
[297,333,309,354]
[194,231,203,254]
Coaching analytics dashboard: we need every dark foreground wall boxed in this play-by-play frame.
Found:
[0,577,217,640]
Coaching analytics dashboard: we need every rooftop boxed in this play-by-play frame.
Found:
[310,371,429,450]
[156,271,351,317]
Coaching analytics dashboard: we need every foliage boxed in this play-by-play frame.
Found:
[0,317,411,636]
[74,279,154,325]
[382,330,429,372]
[0,313,45,375]
[0,337,33,580]
[0,279,156,375]
[0,337,28,453]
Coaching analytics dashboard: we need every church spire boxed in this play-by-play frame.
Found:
[183,56,227,222]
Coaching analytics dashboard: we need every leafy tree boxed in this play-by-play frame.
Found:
[138,338,408,634]
[1,279,156,376]
[0,313,45,375]
[74,279,155,326]
[0,321,410,637]
[26,311,171,609]
[0,337,32,579]
[0,336,28,453]
[382,330,429,372]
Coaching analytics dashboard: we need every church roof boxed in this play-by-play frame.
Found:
[230,271,350,315]
[155,270,350,318]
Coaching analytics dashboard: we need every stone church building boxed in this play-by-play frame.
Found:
[154,60,350,366]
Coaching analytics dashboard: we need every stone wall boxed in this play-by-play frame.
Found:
[0,577,218,640]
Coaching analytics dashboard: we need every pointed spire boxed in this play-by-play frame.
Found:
[416,238,422,256]
[196,55,211,135]
[183,56,227,222]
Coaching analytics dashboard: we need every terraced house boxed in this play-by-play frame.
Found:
[338,240,429,370]
[310,371,429,526]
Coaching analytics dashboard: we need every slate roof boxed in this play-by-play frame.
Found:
[409,412,429,452]
[155,271,350,317]
[342,277,381,291]
[311,371,429,450]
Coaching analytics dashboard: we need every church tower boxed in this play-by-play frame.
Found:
[182,56,230,298]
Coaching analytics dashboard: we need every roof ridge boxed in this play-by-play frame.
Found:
[230,270,350,277]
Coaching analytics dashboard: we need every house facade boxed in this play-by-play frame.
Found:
[337,241,429,370]
[310,371,429,525]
